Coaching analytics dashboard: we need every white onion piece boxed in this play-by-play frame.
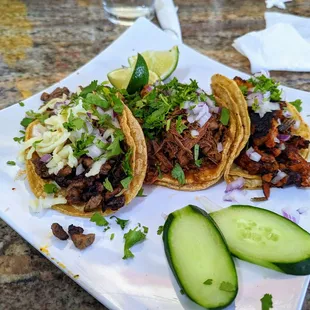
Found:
[217,142,223,152]
[187,103,211,127]
[191,130,199,137]
[277,118,281,125]
[225,177,244,193]
[282,207,300,224]
[76,164,85,176]
[209,106,220,114]
[283,110,292,118]
[96,107,105,115]
[246,147,254,156]
[254,70,270,78]
[247,92,263,107]
[205,97,216,108]
[223,192,237,202]
[274,137,280,143]
[196,88,204,94]
[86,145,102,159]
[249,152,261,162]
[271,170,287,184]
[263,91,271,101]
[293,120,300,130]
[280,143,286,150]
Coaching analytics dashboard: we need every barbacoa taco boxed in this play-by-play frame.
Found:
[19,81,147,217]
[124,76,247,190]
[226,72,310,199]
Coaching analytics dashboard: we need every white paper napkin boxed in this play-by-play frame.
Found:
[265,12,310,42]
[233,23,310,73]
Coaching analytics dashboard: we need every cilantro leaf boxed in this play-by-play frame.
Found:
[220,107,230,126]
[137,188,147,197]
[249,75,282,101]
[25,110,49,124]
[110,216,129,230]
[219,281,236,292]
[20,117,34,128]
[203,279,213,285]
[239,85,248,96]
[110,233,115,241]
[90,212,109,226]
[104,226,110,232]
[157,225,164,235]
[6,161,16,166]
[143,226,149,234]
[289,99,302,112]
[166,119,171,131]
[44,183,58,194]
[261,294,273,310]
[121,176,133,189]
[103,178,113,192]
[106,137,123,158]
[79,80,98,97]
[122,148,132,176]
[32,139,42,149]
[63,111,85,131]
[111,94,124,114]
[19,102,25,107]
[156,164,163,179]
[176,116,187,134]
[194,144,202,167]
[72,134,95,158]
[85,93,110,109]
[171,163,186,185]
[123,226,146,259]
[13,136,25,143]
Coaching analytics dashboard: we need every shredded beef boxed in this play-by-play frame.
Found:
[32,157,51,179]
[40,87,70,102]
[106,195,125,211]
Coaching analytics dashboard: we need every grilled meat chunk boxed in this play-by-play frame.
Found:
[51,223,69,240]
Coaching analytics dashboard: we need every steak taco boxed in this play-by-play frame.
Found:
[124,76,247,190]
[19,81,147,216]
[226,72,310,199]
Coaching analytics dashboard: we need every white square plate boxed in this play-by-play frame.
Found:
[1,18,309,310]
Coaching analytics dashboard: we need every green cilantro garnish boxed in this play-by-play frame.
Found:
[123,226,147,259]
[84,93,110,109]
[104,226,110,232]
[106,135,123,158]
[111,94,124,114]
[289,99,302,112]
[239,85,248,96]
[143,226,149,234]
[121,176,133,189]
[13,136,25,143]
[43,183,58,194]
[20,117,34,128]
[103,178,113,192]
[6,161,16,166]
[79,80,98,97]
[194,144,202,167]
[249,75,282,101]
[171,163,186,185]
[220,107,230,126]
[176,116,187,134]
[110,216,129,230]
[122,148,132,176]
[156,164,163,179]
[32,139,42,149]
[110,233,115,241]
[137,188,147,197]
[90,212,109,226]
[203,279,213,285]
[261,293,273,310]
[219,281,236,292]
[166,119,171,131]
[63,111,85,131]
[157,225,164,235]
[252,99,260,112]
[25,110,49,124]
[72,134,95,158]
[19,102,25,107]
[95,139,107,150]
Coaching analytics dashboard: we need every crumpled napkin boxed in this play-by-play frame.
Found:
[233,22,310,73]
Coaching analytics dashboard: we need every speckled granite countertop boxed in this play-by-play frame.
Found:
[1,0,310,309]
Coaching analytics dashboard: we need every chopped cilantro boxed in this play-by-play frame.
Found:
[176,116,187,134]
[171,163,186,185]
[20,117,34,128]
[84,93,110,109]
[156,164,163,179]
[13,136,25,143]
[90,212,109,226]
[122,148,132,176]
[26,110,49,124]
[157,225,164,235]
[19,130,25,134]
[261,293,273,310]
[72,134,95,158]
[111,94,124,114]
[110,233,115,241]
[43,183,58,194]
[106,136,123,158]
[220,107,230,126]
[121,176,133,189]
[32,139,42,149]
[142,226,149,234]
[137,188,147,197]
[194,144,202,167]
[63,111,85,131]
[166,119,171,131]
[19,102,25,107]
[104,226,110,232]
[103,178,113,192]
[203,279,213,285]
[219,281,235,292]
[110,216,129,230]
[79,80,98,97]
[239,85,248,96]
[252,100,260,112]
[289,99,302,112]
[95,139,107,150]
[123,226,147,259]
[6,161,16,166]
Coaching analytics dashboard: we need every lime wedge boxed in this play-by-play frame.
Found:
[128,45,179,80]
[107,67,132,90]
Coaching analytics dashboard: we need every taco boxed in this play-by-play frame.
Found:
[20,82,147,217]
[226,72,310,199]
[124,76,245,190]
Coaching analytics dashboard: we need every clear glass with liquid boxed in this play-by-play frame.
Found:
[103,0,155,26]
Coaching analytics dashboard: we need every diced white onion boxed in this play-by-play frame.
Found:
[280,143,286,150]
[217,142,223,152]
[249,152,261,162]
[76,164,85,176]
[277,118,281,125]
[191,130,199,137]
[271,170,287,184]
[186,102,211,128]
[274,137,280,143]
[225,177,245,193]
[85,158,107,177]
[293,120,300,130]
[86,145,103,159]
[246,147,254,157]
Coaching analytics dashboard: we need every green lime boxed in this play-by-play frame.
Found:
[128,45,179,80]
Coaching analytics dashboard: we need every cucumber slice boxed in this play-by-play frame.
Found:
[163,205,238,309]
[211,205,310,275]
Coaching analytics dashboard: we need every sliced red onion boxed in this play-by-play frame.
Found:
[297,206,309,215]
[249,152,261,162]
[217,142,223,153]
[40,154,52,163]
[76,164,85,176]
[223,192,237,202]
[283,110,292,118]
[293,120,300,130]
[280,143,286,151]
[86,145,103,159]
[274,137,280,143]
[247,92,263,107]
[271,170,287,184]
[225,177,244,193]
[278,134,290,142]
[86,112,92,118]
[191,130,199,137]
[282,207,300,224]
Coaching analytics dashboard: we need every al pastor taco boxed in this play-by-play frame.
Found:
[19,81,147,216]
[226,72,310,199]
[124,76,245,190]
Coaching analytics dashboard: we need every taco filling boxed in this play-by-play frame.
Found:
[125,78,232,189]
[233,72,310,199]
[19,81,146,215]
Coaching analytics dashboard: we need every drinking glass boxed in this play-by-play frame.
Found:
[103,0,155,26]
